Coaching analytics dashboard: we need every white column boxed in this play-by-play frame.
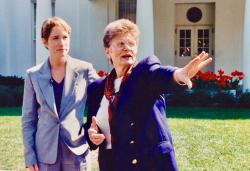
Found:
[36,0,52,64]
[136,0,154,61]
[243,0,250,91]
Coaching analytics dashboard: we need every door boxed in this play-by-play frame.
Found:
[175,26,214,71]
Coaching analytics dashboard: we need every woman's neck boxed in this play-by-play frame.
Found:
[49,56,67,83]
[115,65,132,78]
[49,55,67,69]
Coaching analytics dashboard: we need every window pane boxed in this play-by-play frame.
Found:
[119,0,137,23]
[185,48,191,56]
[204,39,209,47]
[186,30,191,38]
[180,47,191,57]
[179,29,192,57]
[198,48,203,54]
[186,39,191,47]
[198,39,203,47]
[198,30,203,38]
[204,29,209,37]
[204,48,209,53]
[179,48,184,56]
[180,30,185,38]
[180,39,185,47]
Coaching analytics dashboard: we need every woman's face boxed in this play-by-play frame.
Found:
[43,26,70,59]
[105,33,138,70]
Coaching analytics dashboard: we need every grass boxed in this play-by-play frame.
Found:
[0,107,21,116]
[0,107,250,170]
[167,106,250,119]
[0,116,24,171]
[170,119,250,171]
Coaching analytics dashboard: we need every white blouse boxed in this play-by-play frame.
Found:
[96,77,122,149]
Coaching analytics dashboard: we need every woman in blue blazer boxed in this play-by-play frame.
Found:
[84,19,212,171]
[22,17,98,171]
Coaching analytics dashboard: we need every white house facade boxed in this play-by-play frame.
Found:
[0,0,249,90]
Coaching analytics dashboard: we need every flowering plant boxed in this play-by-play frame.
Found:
[192,70,244,90]
[97,70,108,77]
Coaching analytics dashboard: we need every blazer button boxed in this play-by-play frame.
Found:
[130,140,135,144]
[56,121,60,124]
[130,122,134,126]
[132,159,137,165]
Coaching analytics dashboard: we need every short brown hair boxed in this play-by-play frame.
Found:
[41,17,71,41]
[103,19,140,48]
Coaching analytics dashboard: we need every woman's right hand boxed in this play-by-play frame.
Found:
[28,164,39,171]
[88,116,105,145]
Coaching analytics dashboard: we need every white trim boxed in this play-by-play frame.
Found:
[243,0,250,91]
[136,0,154,60]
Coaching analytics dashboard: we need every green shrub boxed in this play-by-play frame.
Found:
[189,90,213,106]
[166,90,192,106]
[0,75,24,86]
[167,88,250,108]
[238,92,250,107]
[0,85,24,107]
[211,91,237,107]
[166,85,191,106]
[0,75,24,107]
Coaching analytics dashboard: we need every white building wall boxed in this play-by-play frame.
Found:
[0,0,247,85]
[36,0,53,64]
[55,0,110,71]
[0,0,34,77]
[214,0,245,73]
[154,0,245,75]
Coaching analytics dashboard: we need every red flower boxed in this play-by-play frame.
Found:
[97,70,107,77]
[218,69,224,76]
[193,69,244,90]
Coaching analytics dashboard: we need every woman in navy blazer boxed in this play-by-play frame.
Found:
[84,19,212,171]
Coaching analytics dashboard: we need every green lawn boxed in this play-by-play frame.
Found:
[0,107,250,171]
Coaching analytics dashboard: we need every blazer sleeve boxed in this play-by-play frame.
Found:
[83,83,100,150]
[141,55,178,96]
[21,70,38,167]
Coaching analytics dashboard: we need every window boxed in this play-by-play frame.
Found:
[118,0,137,23]
[179,29,191,57]
[186,7,202,23]
[197,29,209,54]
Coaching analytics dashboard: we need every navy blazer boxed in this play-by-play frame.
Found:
[85,55,178,171]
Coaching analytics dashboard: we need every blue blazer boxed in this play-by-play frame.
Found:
[22,57,98,167]
[85,55,179,171]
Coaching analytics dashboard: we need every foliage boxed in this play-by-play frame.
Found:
[166,69,249,108]
[192,70,244,90]
[0,85,23,107]
[0,75,24,86]
[212,91,237,107]
[238,92,250,108]
[0,75,24,106]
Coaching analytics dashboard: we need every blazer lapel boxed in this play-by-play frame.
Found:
[37,59,59,117]
[60,57,79,118]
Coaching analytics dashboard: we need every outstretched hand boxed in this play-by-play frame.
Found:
[88,116,105,145]
[173,51,212,89]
